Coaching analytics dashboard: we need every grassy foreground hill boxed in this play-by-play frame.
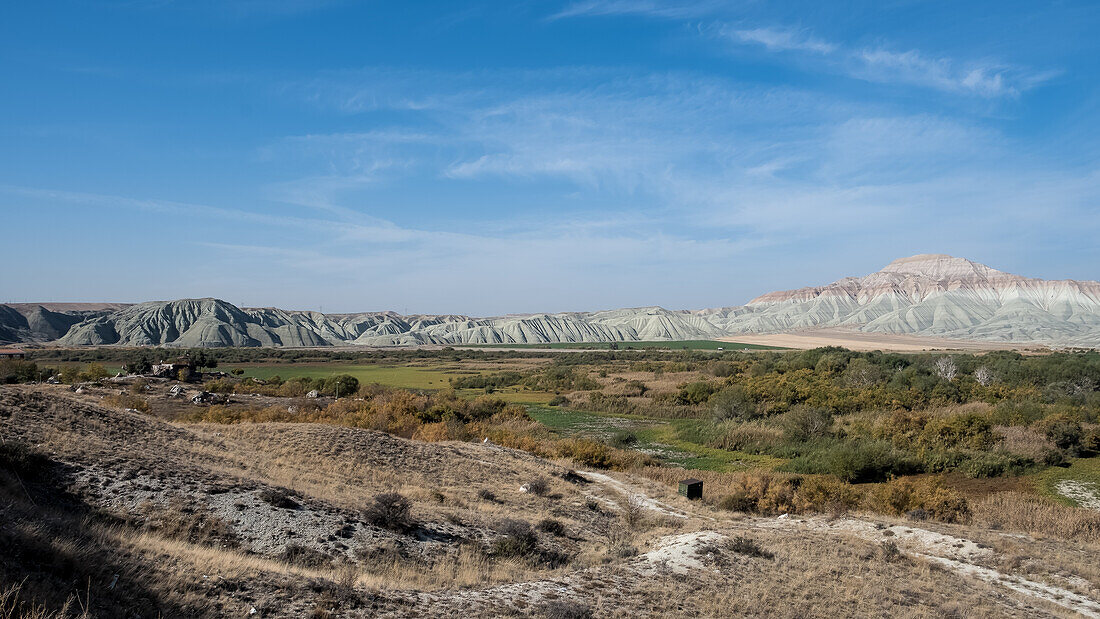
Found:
[3,376,1100,617]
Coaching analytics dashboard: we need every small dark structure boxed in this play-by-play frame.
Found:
[0,348,26,360]
[678,478,703,500]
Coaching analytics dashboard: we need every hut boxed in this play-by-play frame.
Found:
[678,478,703,500]
[0,348,26,360]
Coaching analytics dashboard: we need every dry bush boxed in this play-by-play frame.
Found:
[618,494,648,530]
[526,477,551,496]
[539,599,592,619]
[716,472,800,515]
[710,422,783,452]
[727,536,775,559]
[536,518,566,536]
[971,492,1100,543]
[258,487,300,509]
[638,467,805,515]
[491,519,568,568]
[791,475,863,515]
[137,500,239,548]
[863,477,970,523]
[553,437,651,470]
[282,544,333,569]
[363,492,415,533]
[638,467,969,522]
[994,425,1056,460]
[102,393,150,413]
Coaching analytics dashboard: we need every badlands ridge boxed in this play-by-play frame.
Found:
[2,254,1098,348]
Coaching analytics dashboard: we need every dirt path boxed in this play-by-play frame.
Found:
[580,471,691,519]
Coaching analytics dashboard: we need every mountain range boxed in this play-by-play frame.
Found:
[2,254,1098,348]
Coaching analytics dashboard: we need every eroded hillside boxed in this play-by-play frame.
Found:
[4,255,1098,348]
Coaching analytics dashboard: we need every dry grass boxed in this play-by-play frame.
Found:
[0,584,88,619]
[113,526,526,592]
[637,467,971,522]
[972,492,1100,544]
[995,426,1057,460]
[7,384,1100,618]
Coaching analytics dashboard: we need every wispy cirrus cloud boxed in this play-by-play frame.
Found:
[849,48,1044,97]
[550,0,726,20]
[716,25,1053,97]
[556,5,1053,98]
[723,26,836,54]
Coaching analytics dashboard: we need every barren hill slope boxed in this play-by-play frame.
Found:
[703,254,1100,346]
[9,254,1100,348]
[3,384,1100,617]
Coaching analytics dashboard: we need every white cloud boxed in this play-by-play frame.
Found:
[852,48,1025,97]
[550,0,725,20]
[717,26,1051,98]
[725,27,836,54]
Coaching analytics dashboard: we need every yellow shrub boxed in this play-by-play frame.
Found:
[863,477,969,523]
[716,471,800,515]
[792,476,862,514]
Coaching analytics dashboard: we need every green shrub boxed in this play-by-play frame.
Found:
[609,430,638,448]
[1034,416,1083,450]
[783,440,920,483]
[919,413,996,451]
[322,374,359,398]
[990,400,1044,426]
[780,406,833,443]
[960,451,1029,478]
[1083,427,1100,454]
[451,371,524,389]
[676,381,719,405]
[0,360,45,384]
[710,385,760,421]
[204,378,236,394]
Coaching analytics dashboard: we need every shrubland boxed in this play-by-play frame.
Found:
[182,385,651,471]
[27,345,1100,527]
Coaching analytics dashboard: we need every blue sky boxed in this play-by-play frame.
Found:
[2,0,1098,315]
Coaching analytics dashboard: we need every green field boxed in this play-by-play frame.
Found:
[224,362,561,404]
[1032,458,1100,507]
[461,339,783,351]
[225,363,472,390]
[525,405,780,472]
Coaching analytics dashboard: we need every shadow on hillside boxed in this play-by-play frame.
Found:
[0,441,199,617]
